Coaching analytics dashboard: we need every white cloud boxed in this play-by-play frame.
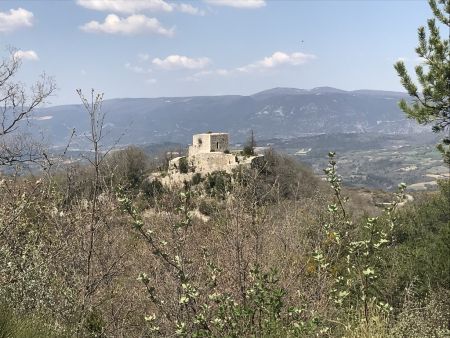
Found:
[80,14,174,36]
[0,8,33,33]
[125,62,152,74]
[183,68,229,82]
[152,55,211,70]
[14,50,39,61]
[174,3,206,16]
[77,0,205,15]
[204,0,265,9]
[184,51,315,81]
[77,0,173,14]
[138,53,150,61]
[197,68,229,77]
[145,78,157,84]
[216,69,230,76]
[237,51,316,72]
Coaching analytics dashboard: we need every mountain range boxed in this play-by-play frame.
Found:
[29,87,425,149]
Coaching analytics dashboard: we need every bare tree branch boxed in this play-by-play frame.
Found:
[0,47,56,166]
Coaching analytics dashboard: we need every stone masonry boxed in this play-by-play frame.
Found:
[188,133,229,156]
[153,132,264,187]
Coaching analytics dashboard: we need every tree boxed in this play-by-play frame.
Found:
[243,130,256,156]
[394,0,450,165]
[0,47,56,165]
[105,146,149,189]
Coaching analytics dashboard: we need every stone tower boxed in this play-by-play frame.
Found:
[188,132,229,156]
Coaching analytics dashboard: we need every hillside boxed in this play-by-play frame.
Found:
[30,87,426,149]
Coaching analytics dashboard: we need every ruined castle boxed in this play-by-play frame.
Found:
[154,132,263,186]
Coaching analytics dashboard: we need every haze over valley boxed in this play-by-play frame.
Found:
[33,87,423,147]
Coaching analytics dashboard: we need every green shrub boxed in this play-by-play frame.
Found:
[242,145,254,156]
[204,171,232,199]
[141,178,164,199]
[198,199,215,216]
[391,289,450,338]
[191,173,202,185]
[179,157,189,174]
[105,146,149,189]
[84,309,107,338]
[0,303,62,338]
[236,149,319,202]
[382,179,450,303]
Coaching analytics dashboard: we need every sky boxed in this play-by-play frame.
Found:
[0,0,434,106]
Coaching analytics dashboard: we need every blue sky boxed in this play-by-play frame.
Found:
[0,0,432,105]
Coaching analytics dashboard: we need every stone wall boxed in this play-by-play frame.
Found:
[209,134,229,153]
[162,153,265,187]
[168,156,185,172]
[188,133,229,156]
[190,152,237,174]
[189,134,210,156]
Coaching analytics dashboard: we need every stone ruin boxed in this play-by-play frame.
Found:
[152,132,264,186]
[188,132,229,156]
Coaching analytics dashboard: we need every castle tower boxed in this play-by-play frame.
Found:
[188,132,229,156]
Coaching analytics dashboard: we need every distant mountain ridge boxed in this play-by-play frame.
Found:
[29,87,424,149]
